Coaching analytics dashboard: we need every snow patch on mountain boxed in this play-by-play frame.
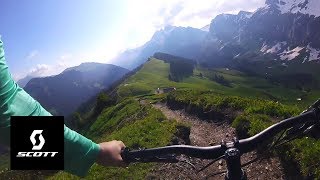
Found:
[260,44,268,52]
[277,0,320,17]
[260,42,319,62]
[245,13,253,19]
[238,11,253,20]
[279,46,304,60]
[233,53,241,59]
[307,45,320,61]
[260,41,287,54]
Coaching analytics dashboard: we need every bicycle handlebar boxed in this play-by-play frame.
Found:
[121,108,319,163]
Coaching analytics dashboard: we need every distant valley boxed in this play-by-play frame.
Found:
[24,62,129,116]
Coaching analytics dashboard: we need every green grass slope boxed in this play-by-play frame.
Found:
[118,58,319,107]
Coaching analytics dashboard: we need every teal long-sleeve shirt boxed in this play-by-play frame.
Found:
[0,39,100,177]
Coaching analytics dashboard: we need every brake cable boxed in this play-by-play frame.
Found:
[268,130,287,149]
[197,155,225,173]
[175,155,197,169]
[273,123,319,148]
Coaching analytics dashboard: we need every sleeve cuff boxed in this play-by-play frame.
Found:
[64,125,101,177]
[76,142,100,177]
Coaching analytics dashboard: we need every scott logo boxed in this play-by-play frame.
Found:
[11,116,64,170]
[16,130,58,158]
[30,130,45,150]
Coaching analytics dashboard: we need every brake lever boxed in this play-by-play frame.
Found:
[302,99,320,114]
[303,124,316,134]
[274,122,318,148]
[289,99,320,137]
[286,123,309,136]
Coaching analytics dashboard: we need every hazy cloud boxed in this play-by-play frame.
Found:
[25,55,72,78]
[164,0,265,27]
[26,63,68,78]
[123,0,265,48]
[28,64,51,77]
[22,51,106,79]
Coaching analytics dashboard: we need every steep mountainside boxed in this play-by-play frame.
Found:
[112,0,320,78]
[201,0,320,66]
[24,63,129,116]
[192,0,320,92]
[111,26,207,69]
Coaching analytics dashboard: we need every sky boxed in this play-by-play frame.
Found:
[0,0,265,81]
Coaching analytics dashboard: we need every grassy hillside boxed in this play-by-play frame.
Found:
[118,58,319,107]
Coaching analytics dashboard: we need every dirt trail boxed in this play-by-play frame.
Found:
[147,103,285,180]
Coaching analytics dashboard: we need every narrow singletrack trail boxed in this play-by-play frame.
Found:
[146,103,285,180]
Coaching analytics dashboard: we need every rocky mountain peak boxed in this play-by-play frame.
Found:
[266,0,320,17]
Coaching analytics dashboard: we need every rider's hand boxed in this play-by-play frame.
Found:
[96,140,127,167]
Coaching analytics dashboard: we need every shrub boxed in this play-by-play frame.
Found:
[168,89,300,118]
[232,115,250,138]
[95,92,115,114]
[232,114,272,138]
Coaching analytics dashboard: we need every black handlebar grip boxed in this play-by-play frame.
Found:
[121,148,132,163]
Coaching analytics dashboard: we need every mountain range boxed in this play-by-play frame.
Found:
[22,0,320,117]
[109,0,320,89]
[24,63,129,116]
[111,0,319,69]
[205,0,320,64]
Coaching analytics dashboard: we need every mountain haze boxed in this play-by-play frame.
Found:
[112,26,207,69]
[24,63,129,116]
[111,0,319,73]
[17,75,35,88]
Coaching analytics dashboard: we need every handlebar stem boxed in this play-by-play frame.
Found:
[222,138,247,180]
[225,148,247,180]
